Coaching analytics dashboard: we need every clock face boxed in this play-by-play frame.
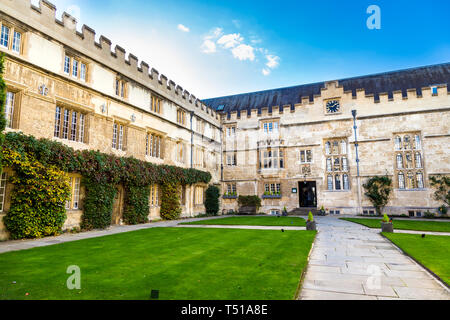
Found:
[326,100,340,113]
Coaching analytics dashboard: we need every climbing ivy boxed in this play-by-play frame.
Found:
[1,132,212,236]
[2,148,70,239]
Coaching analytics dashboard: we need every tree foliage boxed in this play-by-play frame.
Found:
[204,185,220,215]
[363,176,393,215]
[430,175,450,207]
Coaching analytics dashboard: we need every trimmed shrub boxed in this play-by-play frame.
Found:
[160,182,181,220]
[237,195,261,209]
[123,185,150,225]
[204,185,220,215]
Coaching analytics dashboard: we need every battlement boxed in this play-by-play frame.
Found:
[0,0,220,125]
[205,62,450,120]
[220,81,449,123]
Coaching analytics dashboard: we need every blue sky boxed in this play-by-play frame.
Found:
[35,0,450,99]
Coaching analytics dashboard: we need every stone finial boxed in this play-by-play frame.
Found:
[128,53,138,70]
[99,35,112,55]
[62,12,77,31]
[150,68,159,80]
[82,25,96,43]
[140,61,149,75]
[159,74,168,87]
[40,0,56,19]
[114,45,126,62]
[168,80,176,91]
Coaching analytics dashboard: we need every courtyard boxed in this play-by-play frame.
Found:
[0,218,315,300]
[0,215,448,300]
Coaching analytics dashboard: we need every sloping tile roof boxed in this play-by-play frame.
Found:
[202,62,450,113]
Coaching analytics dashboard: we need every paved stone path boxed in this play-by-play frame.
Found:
[299,217,450,300]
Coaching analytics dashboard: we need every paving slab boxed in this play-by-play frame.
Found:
[299,216,450,300]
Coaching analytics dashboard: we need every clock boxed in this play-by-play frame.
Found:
[326,100,340,114]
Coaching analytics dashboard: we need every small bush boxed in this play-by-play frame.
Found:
[237,195,261,209]
[160,182,181,220]
[204,185,220,216]
[363,176,393,215]
[424,211,435,219]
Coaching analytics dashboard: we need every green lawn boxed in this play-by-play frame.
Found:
[341,218,450,232]
[180,216,306,227]
[383,233,450,286]
[0,227,315,300]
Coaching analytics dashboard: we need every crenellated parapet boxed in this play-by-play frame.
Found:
[219,79,449,124]
[0,0,220,125]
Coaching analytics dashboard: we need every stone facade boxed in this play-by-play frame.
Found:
[0,1,222,239]
[0,1,449,241]
[206,77,450,216]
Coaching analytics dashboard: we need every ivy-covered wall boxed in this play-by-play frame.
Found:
[1,132,212,238]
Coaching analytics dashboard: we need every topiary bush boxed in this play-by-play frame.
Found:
[123,184,150,225]
[2,149,70,239]
[160,182,181,220]
[204,185,220,215]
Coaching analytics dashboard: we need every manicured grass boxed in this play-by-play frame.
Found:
[0,227,315,300]
[341,218,450,232]
[383,233,450,286]
[180,216,306,227]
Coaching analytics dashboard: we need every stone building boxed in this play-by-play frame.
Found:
[204,64,450,216]
[0,1,449,240]
[0,0,222,239]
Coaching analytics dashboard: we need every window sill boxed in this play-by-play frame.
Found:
[395,188,427,192]
[323,190,351,192]
[262,194,282,199]
[223,195,238,199]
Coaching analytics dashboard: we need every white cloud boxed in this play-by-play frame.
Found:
[217,33,243,49]
[201,39,216,54]
[266,55,280,69]
[204,27,223,40]
[262,68,270,76]
[177,24,190,32]
[232,44,255,61]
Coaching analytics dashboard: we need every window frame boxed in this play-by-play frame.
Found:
[0,172,7,212]
[394,132,425,190]
[0,22,24,55]
[324,138,350,191]
[54,105,87,143]
[66,176,81,210]
[112,122,127,151]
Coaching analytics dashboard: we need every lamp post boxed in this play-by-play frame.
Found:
[352,110,363,215]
